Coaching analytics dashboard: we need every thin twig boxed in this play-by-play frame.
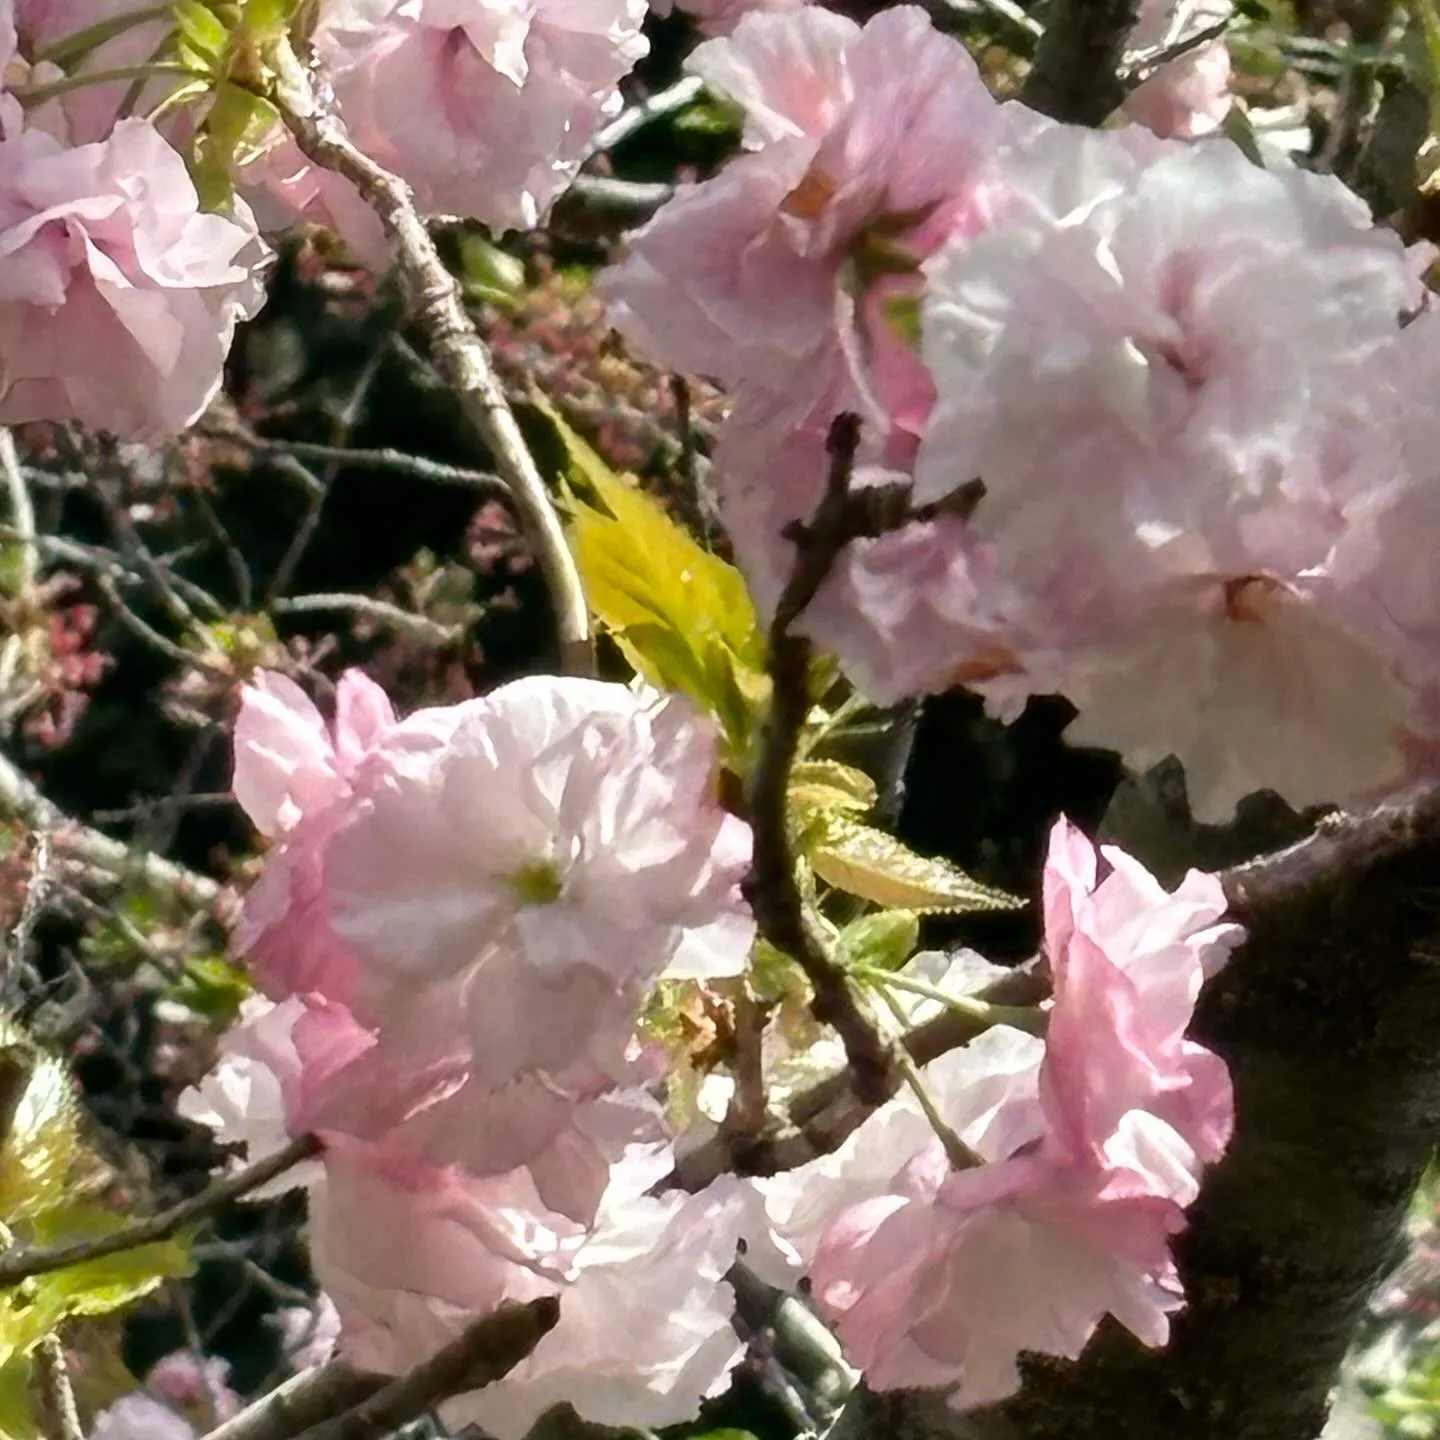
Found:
[266,331,391,605]
[1120,15,1231,87]
[294,1298,560,1440]
[744,415,896,1106]
[0,1134,321,1288]
[671,961,1048,1192]
[566,174,676,214]
[266,51,593,675]
[272,593,464,646]
[35,1334,83,1440]
[0,745,224,909]
[0,430,36,591]
[200,1362,385,1440]
[587,75,706,154]
[198,426,507,494]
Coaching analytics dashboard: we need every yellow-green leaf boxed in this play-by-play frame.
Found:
[0,1030,81,1226]
[810,817,1024,914]
[789,760,877,819]
[541,398,769,760]
[0,1357,35,1440]
[174,0,229,74]
[836,910,920,973]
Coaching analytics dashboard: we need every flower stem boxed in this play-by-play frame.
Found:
[854,964,1048,1036]
[32,6,174,69]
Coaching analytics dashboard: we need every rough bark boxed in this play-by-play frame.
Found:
[833,784,1440,1440]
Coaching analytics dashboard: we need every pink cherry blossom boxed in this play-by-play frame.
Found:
[231,669,479,1002]
[906,127,1426,819]
[1040,817,1242,1172]
[13,0,178,144]
[236,130,391,271]
[1123,0,1233,140]
[0,117,269,439]
[601,5,1015,432]
[273,1295,343,1372]
[89,1395,195,1440]
[146,1351,242,1424]
[321,677,754,1080]
[315,0,648,232]
[177,995,328,1197]
[444,1175,769,1438]
[649,0,809,37]
[232,669,397,839]
[755,823,1239,1408]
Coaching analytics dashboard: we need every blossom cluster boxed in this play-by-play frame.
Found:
[0,0,1229,445]
[182,664,1243,1423]
[755,818,1241,1406]
[182,666,768,1437]
[0,0,655,437]
[600,2,1440,824]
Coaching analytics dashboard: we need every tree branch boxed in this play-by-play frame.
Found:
[0,1135,321,1288]
[830,782,1440,1440]
[200,1361,384,1440]
[743,415,899,1106]
[1019,0,1140,124]
[0,746,224,911]
[295,1298,560,1440]
[265,52,593,677]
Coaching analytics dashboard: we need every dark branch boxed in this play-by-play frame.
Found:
[1019,0,1140,125]
[744,415,899,1106]
[832,782,1440,1440]
[0,1135,322,1287]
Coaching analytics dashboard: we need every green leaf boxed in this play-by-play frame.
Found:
[748,938,810,1005]
[542,399,769,761]
[190,81,280,211]
[25,1205,193,1327]
[836,910,920,973]
[168,954,253,1026]
[459,235,527,307]
[789,760,878,819]
[670,95,744,137]
[0,1357,37,1440]
[809,817,1025,915]
[174,0,229,74]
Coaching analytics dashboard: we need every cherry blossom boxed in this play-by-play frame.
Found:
[89,1395,195,1440]
[177,995,327,1198]
[321,676,754,1083]
[755,821,1239,1408]
[230,668,478,1002]
[146,1351,242,1424]
[236,132,391,272]
[0,117,269,439]
[1123,0,1234,140]
[273,1295,343,1372]
[906,127,1427,819]
[444,1175,772,1438]
[11,0,177,145]
[315,0,649,232]
[601,5,1017,432]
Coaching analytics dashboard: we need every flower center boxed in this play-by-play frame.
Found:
[506,857,564,907]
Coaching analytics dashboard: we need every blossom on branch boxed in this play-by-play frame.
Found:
[0,116,269,439]
[754,821,1241,1408]
[315,0,649,231]
[1123,0,1234,140]
[909,129,1427,818]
